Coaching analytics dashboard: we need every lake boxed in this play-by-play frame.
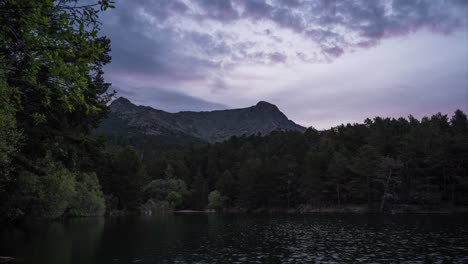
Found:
[1,214,467,263]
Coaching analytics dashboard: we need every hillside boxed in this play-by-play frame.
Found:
[97,97,306,143]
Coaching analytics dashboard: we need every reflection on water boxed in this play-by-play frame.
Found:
[0,218,105,264]
[1,214,467,263]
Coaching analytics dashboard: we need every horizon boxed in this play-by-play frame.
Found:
[112,95,467,130]
[101,0,468,130]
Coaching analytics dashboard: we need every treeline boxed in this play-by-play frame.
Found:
[100,111,468,213]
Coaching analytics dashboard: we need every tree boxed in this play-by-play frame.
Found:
[238,158,262,208]
[1,0,114,158]
[376,157,403,212]
[144,178,188,202]
[0,0,115,220]
[106,147,147,210]
[0,70,22,192]
[11,157,77,219]
[1,0,114,114]
[278,154,299,209]
[300,148,330,204]
[190,169,209,210]
[164,163,175,179]
[215,170,235,205]
[349,145,381,205]
[448,110,468,204]
[451,109,468,133]
[69,172,105,216]
[327,152,349,206]
[208,190,226,211]
[166,191,183,208]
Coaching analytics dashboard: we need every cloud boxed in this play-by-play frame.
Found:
[112,85,228,112]
[99,0,467,126]
[103,0,466,69]
[242,0,274,19]
[269,52,287,63]
[195,0,239,21]
[102,8,219,82]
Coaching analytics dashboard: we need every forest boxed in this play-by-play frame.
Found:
[101,111,468,214]
[1,0,467,220]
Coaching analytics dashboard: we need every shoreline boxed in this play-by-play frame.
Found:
[173,205,468,215]
[2,206,467,224]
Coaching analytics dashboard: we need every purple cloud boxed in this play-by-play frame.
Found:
[103,0,465,69]
[99,0,467,128]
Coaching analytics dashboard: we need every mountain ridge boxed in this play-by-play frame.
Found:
[98,97,307,143]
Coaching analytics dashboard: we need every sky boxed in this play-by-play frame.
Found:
[100,0,468,129]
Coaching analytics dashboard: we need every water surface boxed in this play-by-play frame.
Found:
[1,214,467,263]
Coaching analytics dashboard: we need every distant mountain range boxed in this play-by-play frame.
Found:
[97,97,306,143]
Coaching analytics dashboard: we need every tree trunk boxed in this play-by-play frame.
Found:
[404,161,410,202]
[336,184,341,207]
[380,169,392,213]
[366,174,371,206]
[287,179,291,210]
[379,194,385,213]
[451,181,455,205]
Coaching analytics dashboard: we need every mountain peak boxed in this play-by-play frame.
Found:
[254,101,279,111]
[112,97,133,105]
[100,97,306,143]
[110,97,136,112]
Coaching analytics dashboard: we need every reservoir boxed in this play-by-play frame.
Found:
[1,214,467,263]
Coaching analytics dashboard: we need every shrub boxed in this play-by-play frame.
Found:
[208,190,226,211]
[18,161,78,219]
[166,191,183,208]
[69,172,106,217]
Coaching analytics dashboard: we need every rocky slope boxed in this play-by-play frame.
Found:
[98,97,306,143]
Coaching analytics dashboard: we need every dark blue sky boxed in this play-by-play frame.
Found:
[100,0,468,128]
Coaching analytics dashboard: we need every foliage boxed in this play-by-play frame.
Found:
[164,164,175,179]
[13,157,77,219]
[143,178,188,210]
[5,156,108,219]
[376,157,403,212]
[166,191,183,208]
[69,172,105,216]
[1,0,114,161]
[145,178,188,201]
[349,145,381,203]
[215,170,235,205]
[0,0,114,114]
[327,151,349,206]
[0,70,22,191]
[100,147,147,211]
[208,190,226,211]
[0,0,114,220]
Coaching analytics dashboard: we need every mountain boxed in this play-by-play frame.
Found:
[97,97,306,143]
